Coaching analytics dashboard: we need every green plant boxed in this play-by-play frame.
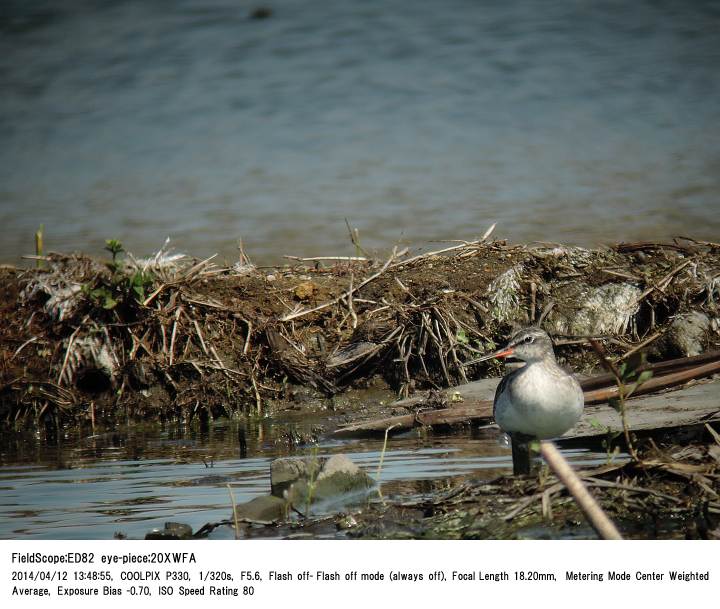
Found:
[84,239,155,310]
[589,342,653,461]
[128,270,154,302]
[84,285,118,310]
[104,239,124,273]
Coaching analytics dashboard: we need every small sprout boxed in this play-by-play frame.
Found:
[89,287,117,310]
[455,329,468,344]
[105,239,124,259]
[129,270,154,302]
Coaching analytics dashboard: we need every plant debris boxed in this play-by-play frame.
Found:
[1,237,719,434]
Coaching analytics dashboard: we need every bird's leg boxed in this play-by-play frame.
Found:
[511,432,533,476]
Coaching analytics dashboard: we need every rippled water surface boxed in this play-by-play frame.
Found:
[1,0,719,263]
[0,420,612,539]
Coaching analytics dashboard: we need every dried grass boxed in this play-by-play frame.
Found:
[3,236,719,430]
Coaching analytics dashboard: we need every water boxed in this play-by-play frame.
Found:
[0,421,612,539]
[1,0,719,264]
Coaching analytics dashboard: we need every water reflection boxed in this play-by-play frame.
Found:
[0,421,614,539]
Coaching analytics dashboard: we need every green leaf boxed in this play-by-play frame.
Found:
[89,286,118,310]
[637,370,653,385]
[618,362,627,379]
[455,329,469,344]
[128,271,154,302]
[105,239,124,256]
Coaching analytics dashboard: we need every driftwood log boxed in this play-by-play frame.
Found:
[333,352,720,437]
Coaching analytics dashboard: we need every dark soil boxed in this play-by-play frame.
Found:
[1,238,718,437]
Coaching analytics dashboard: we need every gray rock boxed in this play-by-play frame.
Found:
[270,456,322,498]
[270,454,375,509]
[145,521,193,540]
[317,454,362,480]
[286,455,374,507]
[667,311,710,357]
[233,495,288,523]
[549,283,640,336]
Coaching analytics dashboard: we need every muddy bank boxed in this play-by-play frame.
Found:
[1,237,719,434]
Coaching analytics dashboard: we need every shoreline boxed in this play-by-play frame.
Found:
[1,237,718,434]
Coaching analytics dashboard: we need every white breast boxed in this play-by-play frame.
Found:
[494,363,584,439]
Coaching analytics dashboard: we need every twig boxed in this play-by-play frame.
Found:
[184,297,226,309]
[633,258,694,306]
[706,423,720,446]
[345,218,369,258]
[387,224,496,271]
[539,441,623,540]
[227,484,241,539]
[503,482,563,520]
[210,346,230,375]
[142,254,219,306]
[181,253,219,281]
[243,319,252,355]
[193,320,209,356]
[376,424,400,485]
[143,284,166,307]
[614,328,666,362]
[538,300,555,324]
[168,306,182,366]
[187,361,246,376]
[432,317,451,385]
[283,255,369,262]
[530,281,536,322]
[346,273,357,329]
[159,320,168,357]
[57,321,85,386]
[237,238,253,267]
[582,477,681,504]
[251,374,262,416]
[541,487,553,520]
[588,338,637,460]
[11,337,39,361]
[600,269,640,281]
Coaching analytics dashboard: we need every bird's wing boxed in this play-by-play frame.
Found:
[492,372,512,420]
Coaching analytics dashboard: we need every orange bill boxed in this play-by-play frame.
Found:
[469,346,515,363]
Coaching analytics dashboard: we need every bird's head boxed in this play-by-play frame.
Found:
[474,327,555,364]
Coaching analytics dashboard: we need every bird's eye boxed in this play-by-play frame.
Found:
[524,335,534,344]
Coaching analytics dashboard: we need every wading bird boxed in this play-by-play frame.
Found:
[474,327,584,474]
